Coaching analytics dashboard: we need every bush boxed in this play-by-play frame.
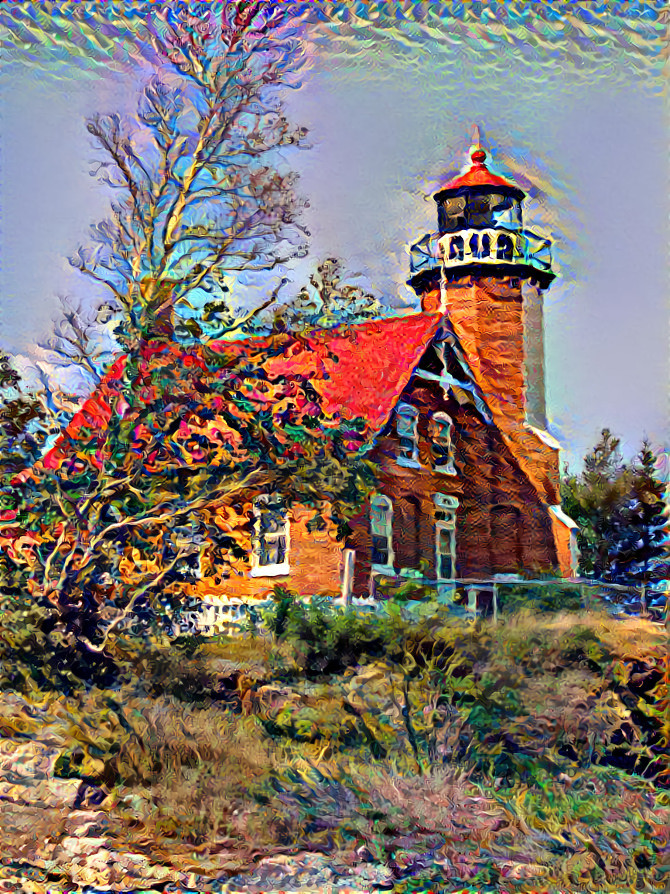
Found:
[498,580,584,614]
[265,588,391,675]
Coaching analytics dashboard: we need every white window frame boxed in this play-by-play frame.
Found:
[250,496,290,577]
[396,403,420,467]
[370,494,394,572]
[430,412,456,475]
[434,493,458,581]
[172,523,205,581]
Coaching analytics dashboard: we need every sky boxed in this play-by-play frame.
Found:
[0,2,667,470]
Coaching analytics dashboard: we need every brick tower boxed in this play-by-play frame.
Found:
[409,136,577,576]
[409,137,554,431]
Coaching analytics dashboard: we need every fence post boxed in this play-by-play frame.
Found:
[341,548,355,606]
[492,583,498,624]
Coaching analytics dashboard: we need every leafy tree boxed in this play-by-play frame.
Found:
[609,440,668,611]
[561,429,633,579]
[1,5,377,673]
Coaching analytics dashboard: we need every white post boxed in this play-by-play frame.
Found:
[341,548,355,606]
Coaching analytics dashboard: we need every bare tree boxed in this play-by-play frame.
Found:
[38,296,119,392]
[67,3,309,348]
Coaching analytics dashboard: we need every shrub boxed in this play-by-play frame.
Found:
[265,588,391,675]
[498,581,584,614]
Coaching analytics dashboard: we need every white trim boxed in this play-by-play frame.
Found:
[549,504,579,530]
[251,496,290,577]
[525,424,561,451]
[396,402,420,465]
[430,412,456,475]
[370,494,394,570]
[434,493,458,581]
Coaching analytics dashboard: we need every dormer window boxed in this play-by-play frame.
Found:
[430,413,455,474]
[250,496,290,577]
[396,403,419,466]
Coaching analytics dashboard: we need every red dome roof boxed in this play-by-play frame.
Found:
[434,147,524,201]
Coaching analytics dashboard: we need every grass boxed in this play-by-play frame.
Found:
[0,602,668,890]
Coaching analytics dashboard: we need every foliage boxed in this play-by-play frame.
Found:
[562,429,668,593]
[4,340,374,673]
[255,257,387,335]
[0,610,668,889]
[561,428,633,578]
[265,588,389,675]
[497,580,584,613]
[0,5,377,675]
[609,440,668,592]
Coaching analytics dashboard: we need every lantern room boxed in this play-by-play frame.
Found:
[434,148,524,234]
[408,140,554,290]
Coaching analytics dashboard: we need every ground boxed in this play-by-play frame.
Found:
[0,603,668,892]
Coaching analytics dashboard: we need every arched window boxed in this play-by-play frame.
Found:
[396,403,419,465]
[479,232,491,258]
[430,413,455,474]
[370,495,394,570]
[434,494,458,581]
[251,496,290,576]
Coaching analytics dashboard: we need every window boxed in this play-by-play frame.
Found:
[430,413,455,474]
[448,235,464,261]
[370,495,394,570]
[251,496,290,576]
[170,522,204,581]
[434,494,458,581]
[396,403,419,465]
[496,233,514,261]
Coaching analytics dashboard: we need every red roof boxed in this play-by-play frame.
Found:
[434,148,523,199]
[43,312,441,470]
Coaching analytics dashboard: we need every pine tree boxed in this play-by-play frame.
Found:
[561,429,633,579]
[610,440,668,614]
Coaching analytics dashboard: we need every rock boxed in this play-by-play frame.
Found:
[63,808,110,838]
[65,847,187,890]
[0,776,83,809]
[0,803,64,864]
[52,835,110,861]
[0,739,59,781]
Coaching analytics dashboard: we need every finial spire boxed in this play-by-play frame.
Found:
[471,123,481,149]
[470,124,486,165]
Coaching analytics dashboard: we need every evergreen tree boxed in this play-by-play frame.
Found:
[561,429,632,579]
[610,440,668,612]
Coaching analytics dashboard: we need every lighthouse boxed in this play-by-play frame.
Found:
[409,138,554,431]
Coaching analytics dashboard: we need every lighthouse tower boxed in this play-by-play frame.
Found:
[408,138,554,430]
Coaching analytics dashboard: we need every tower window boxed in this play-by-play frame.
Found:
[434,493,458,580]
[430,412,455,474]
[496,233,514,261]
[448,235,464,261]
[251,496,290,576]
[370,495,394,569]
[396,403,420,465]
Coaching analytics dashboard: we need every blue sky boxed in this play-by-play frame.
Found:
[0,3,667,469]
